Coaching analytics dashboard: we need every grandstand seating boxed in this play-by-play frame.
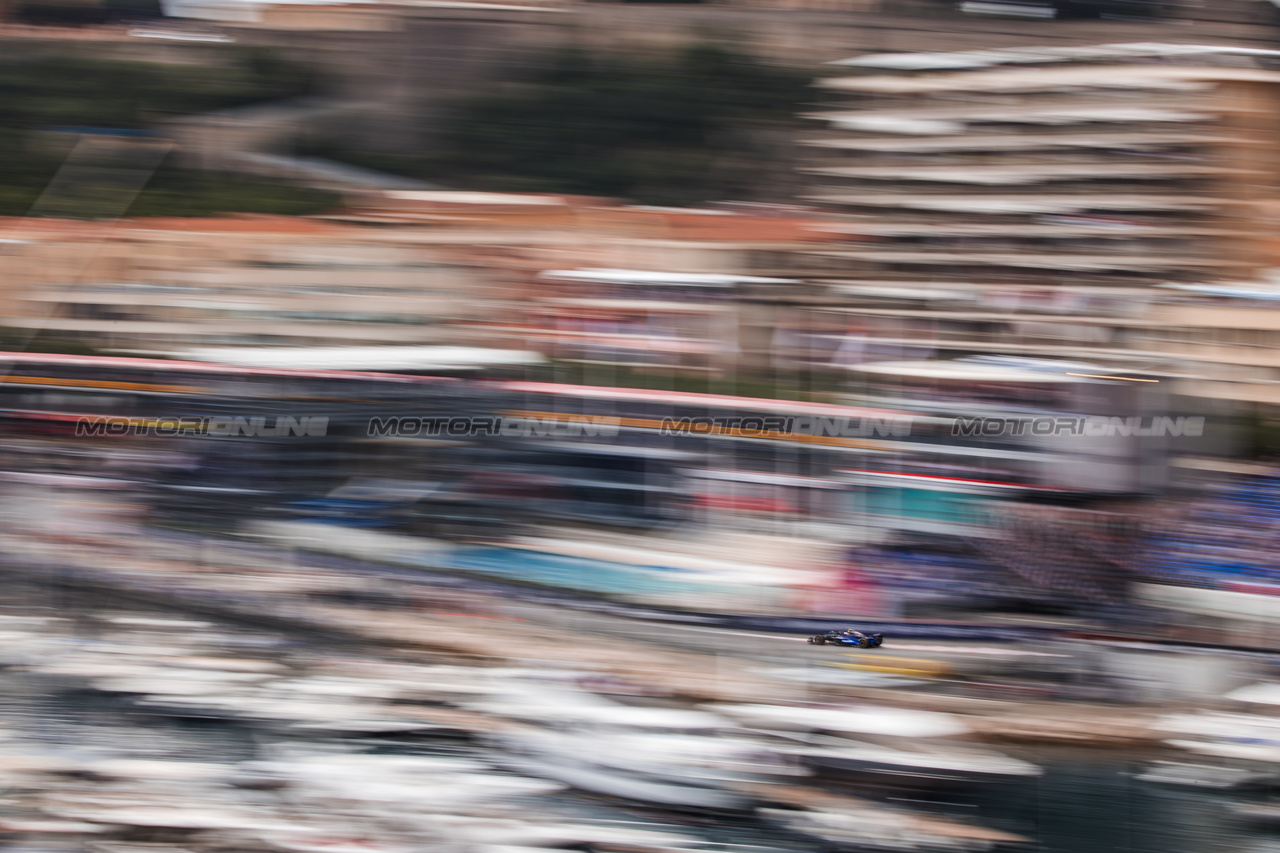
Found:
[857,474,1280,610]
[1138,475,1280,589]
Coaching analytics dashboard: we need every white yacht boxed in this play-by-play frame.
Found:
[1152,686,1280,779]
[708,704,1041,786]
[760,805,1031,853]
[477,685,806,810]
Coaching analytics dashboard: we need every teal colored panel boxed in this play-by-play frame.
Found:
[858,487,993,526]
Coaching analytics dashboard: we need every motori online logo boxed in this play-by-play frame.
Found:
[366,415,621,438]
[658,416,913,438]
[951,416,1205,438]
[75,416,329,437]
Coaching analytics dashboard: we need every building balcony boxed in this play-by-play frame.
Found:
[805,98,1218,134]
[0,316,441,345]
[462,324,721,354]
[814,221,1232,239]
[807,248,1232,273]
[801,163,1243,185]
[531,298,736,314]
[800,130,1238,156]
[803,192,1228,216]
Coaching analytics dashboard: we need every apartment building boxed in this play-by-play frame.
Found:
[336,192,843,373]
[0,197,838,369]
[0,215,492,353]
[798,43,1280,412]
[519,268,803,373]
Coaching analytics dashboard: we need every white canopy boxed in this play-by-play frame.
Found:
[540,269,797,287]
[848,359,1092,383]
[1160,283,1280,302]
[1225,683,1280,705]
[831,43,1280,71]
[179,346,545,372]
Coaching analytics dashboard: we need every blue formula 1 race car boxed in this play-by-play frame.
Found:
[807,629,883,648]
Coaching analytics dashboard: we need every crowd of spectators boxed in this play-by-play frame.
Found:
[975,512,1129,605]
[855,473,1280,615]
[856,546,1010,612]
[856,505,1144,612]
[1138,474,1280,591]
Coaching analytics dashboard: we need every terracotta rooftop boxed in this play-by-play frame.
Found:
[0,214,352,239]
[0,207,846,244]
[122,215,351,234]
[598,208,847,243]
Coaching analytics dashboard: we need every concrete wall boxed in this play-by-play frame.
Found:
[1092,643,1258,703]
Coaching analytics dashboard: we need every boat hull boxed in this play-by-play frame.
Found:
[495,753,750,811]
[804,754,1037,787]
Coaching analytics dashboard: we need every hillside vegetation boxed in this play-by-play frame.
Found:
[303,44,812,207]
[0,49,338,217]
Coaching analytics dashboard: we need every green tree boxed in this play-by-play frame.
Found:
[0,50,337,217]
[302,43,811,206]
[439,44,809,205]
